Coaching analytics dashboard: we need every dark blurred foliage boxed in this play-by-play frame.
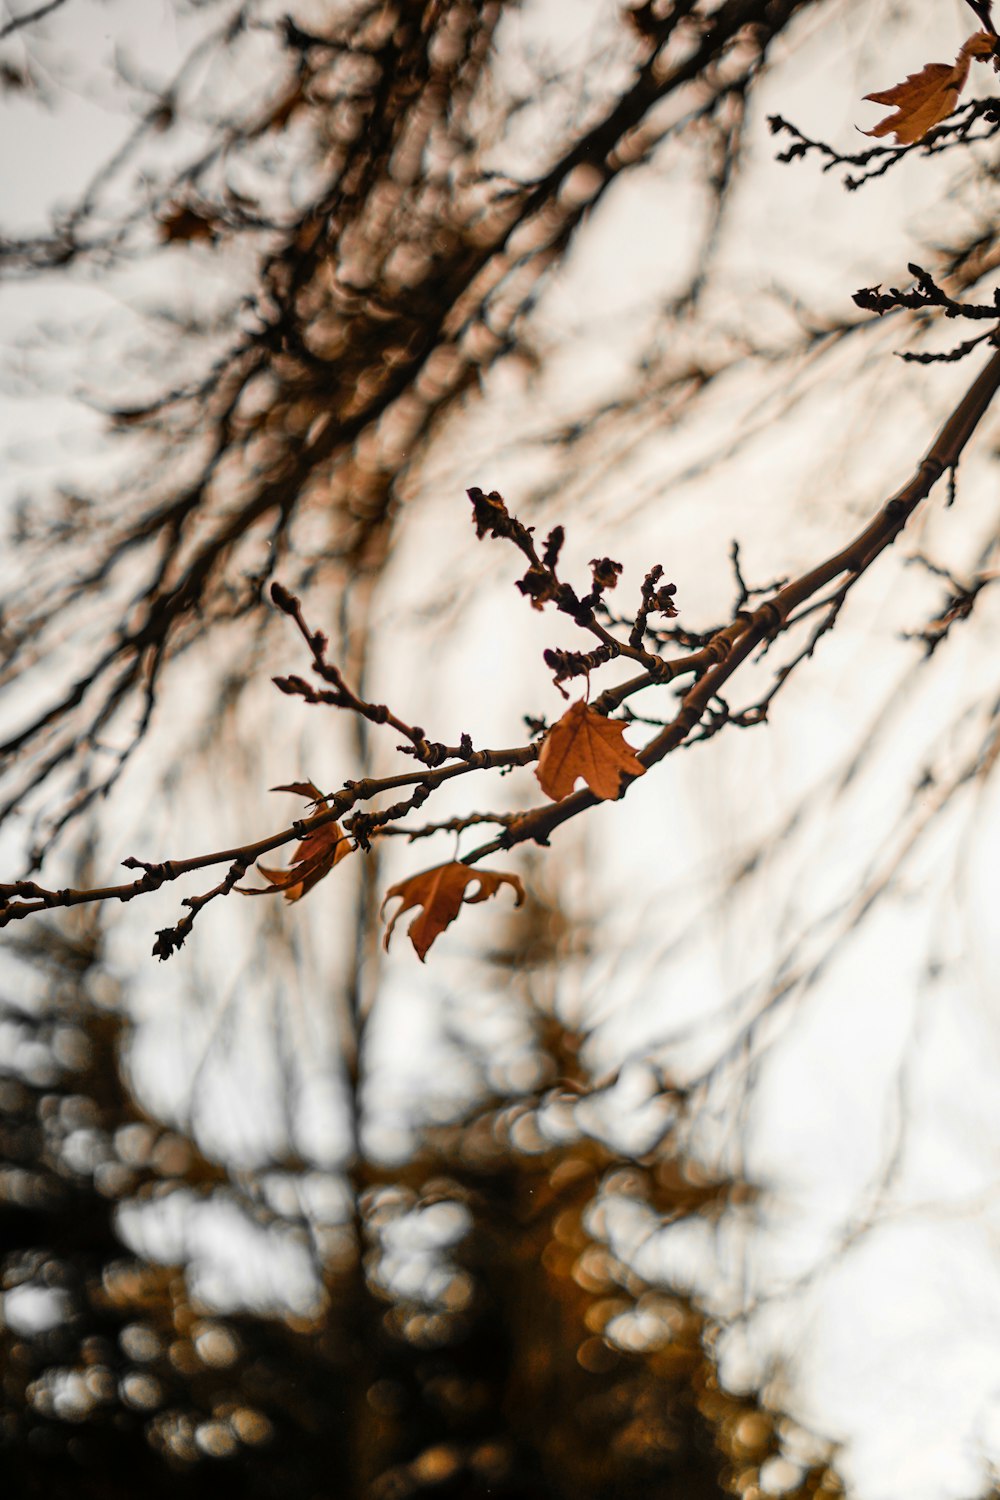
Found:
[0,900,843,1499]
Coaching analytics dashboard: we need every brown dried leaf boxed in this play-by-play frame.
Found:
[239,783,350,901]
[158,203,219,244]
[535,700,645,802]
[863,31,995,144]
[381,861,525,961]
[270,780,325,801]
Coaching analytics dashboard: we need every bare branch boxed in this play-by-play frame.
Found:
[5,346,998,955]
[0,0,70,43]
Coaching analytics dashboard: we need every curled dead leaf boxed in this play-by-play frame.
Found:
[270,779,325,801]
[535,699,645,802]
[863,30,995,144]
[381,861,525,961]
[239,782,351,901]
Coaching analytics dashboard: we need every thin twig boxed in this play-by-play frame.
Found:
[4,348,999,952]
[0,0,70,42]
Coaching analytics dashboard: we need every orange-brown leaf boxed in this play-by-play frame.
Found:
[381,861,525,961]
[535,700,645,802]
[242,819,352,902]
[270,779,324,801]
[158,203,219,244]
[863,31,994,144]
[239,783,350,902]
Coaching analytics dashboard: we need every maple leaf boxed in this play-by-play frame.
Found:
[381,862,525,961]
[239,782,351,901]
[535,700,645,802]
[863,31,995,144]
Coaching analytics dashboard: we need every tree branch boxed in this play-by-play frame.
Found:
[3,342,998,954]
[0,0,70,42]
